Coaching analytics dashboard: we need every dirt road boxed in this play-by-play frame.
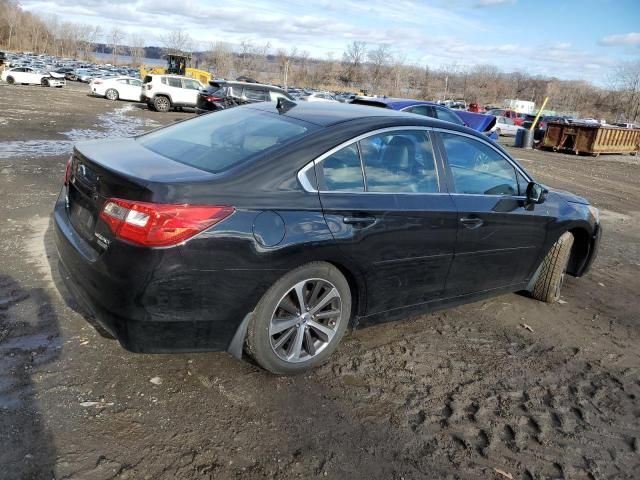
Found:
[1,83,639,480]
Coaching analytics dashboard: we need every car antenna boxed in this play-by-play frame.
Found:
[276,97,297,114]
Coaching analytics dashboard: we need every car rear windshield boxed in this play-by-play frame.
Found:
[137,107,316,173]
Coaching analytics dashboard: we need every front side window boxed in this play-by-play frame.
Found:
[360,131,438,193]
[167,77,182,88]
[441,133,518,196]
[183,79,201,90]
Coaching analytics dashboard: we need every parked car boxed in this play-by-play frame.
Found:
[90,76,144,102]
[495,116,521,136]
[142,74,203,112]
[1,67,65,87]
[195,80,291,114]
[298,92,339,103]
[486,109,528,126]
[351,97,498,140]
[54,101,600,374]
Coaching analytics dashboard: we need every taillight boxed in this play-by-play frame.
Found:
[205,95,222,102]
[99,198,234,247]
[63,156,72,186]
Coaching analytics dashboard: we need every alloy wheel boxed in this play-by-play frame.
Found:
[269,278,342,363]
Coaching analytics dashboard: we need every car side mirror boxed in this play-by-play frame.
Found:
[526,182,547,205]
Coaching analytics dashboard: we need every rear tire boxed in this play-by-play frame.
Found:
[105,88,119,101]
[6,76,14,85]
[41,78,50,87]
[153,95,171,112]
[246,262,352,374]
[531,232,574,303]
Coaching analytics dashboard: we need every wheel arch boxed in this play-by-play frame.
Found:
[226,257,367,360]
[566,226,592,277]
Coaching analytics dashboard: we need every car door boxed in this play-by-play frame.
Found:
[435,130,550,297]
[312,127,458,315]
[166,77,185,103]
[181,78,201,105]
[127,79,143,101]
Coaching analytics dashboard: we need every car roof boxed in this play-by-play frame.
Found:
[209,80,285,91]
[244,100,475,132]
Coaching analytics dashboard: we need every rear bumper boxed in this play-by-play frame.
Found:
[53,191,243,353]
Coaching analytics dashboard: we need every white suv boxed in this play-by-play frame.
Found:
[142,74,204,112]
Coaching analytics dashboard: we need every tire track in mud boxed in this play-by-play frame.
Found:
[317,312,640,479]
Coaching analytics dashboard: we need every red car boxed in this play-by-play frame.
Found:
[486,109,528,126]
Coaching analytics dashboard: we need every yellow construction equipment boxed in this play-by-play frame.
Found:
[140,53,211,85]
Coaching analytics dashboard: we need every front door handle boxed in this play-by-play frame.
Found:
[460,217,484,229]
[343,216,376,226]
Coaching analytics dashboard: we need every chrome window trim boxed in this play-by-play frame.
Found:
[433,127,532,185]
[297,126,442,195]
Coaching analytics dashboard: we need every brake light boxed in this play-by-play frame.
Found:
[99,198,234,247]
[205,95,222,102]
[63,156,72,186]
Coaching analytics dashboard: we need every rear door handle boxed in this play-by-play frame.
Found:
[460,217,484,229]
[343,216,376,226]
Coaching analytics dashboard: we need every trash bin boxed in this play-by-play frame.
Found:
[515,128,534,149]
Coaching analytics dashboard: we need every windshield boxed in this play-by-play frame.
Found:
[137,107,316,173]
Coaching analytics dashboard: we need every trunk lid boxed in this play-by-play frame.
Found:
[66,138,216,247]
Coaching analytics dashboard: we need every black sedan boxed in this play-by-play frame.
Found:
[53,101,601,374]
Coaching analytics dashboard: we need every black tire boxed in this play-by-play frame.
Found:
[153,95,171,112]
[105,88,119,101]
[41,78,50,87]
[531,232,574,303]
[6,76,14,85]
[246,261,352,374]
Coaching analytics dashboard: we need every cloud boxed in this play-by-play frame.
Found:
[599,32,640,47]
[475,0,515,7]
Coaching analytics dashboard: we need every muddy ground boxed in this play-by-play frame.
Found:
[1,82,639,480]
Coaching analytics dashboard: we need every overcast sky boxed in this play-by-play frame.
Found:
[21,0,640,84]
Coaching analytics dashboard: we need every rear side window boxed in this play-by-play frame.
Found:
[269,91,289,102]
[435,107,464,126]
[137,107,315,173]
[243,88,269,102]
[360,131,438,193]
[320,144,364,192]
[441,133,518,196]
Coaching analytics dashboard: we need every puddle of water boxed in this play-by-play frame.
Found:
[0,105,161,159]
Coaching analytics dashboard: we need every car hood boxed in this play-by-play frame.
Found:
[456,111,497,133]
[48,72,66,79]
[546,186,590,205]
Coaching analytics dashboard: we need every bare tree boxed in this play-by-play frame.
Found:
[160,28,193,56]
[610,60,640,122]
[108,26,125,65]
[205,41,234,78]
[129,33,145,66]
[340,41,366,86]
[276,47,297,88]
[367,44,391,91]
